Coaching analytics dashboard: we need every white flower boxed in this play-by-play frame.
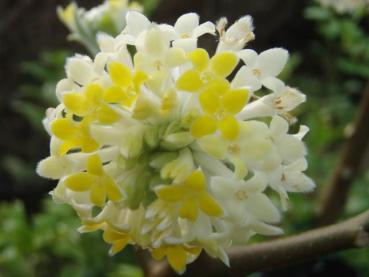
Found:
[163,13,216,52]
[216,16,255,52]
[232,48,289,92]
[237,79,306,121]
[269,115,307,163]
[262,158,315,210]
[211,174,282,241]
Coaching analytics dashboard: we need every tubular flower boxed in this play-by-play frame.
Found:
[38,10,315,273]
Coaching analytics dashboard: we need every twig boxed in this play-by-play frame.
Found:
[317,82,369,225]
[144,208,369,276]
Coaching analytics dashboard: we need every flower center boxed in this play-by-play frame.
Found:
[252,68,261,77]
[228,143,240,154]
[234,190,248,200]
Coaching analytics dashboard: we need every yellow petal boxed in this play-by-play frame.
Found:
[210,52,238,77]
[133,70,148,91]
[84,84,104,105]
[156,185,185,202]
[179,198,198,220]
[199,192,223,217]
[151,247,167,261]
[64,172,95,191]
[188,48,209,71]
[202,78,230,95]
[103,228,128,244]
[167,246,187,274]
[81,137,100,153]
[90,183,107,207]
[63,93,88,116]
[184,170,206,190]
[79,222,105,233]
[161,90,177,115]
[110,238,129,255]
[222,89,249,114]
[59,141,79,156]
[103,86,126,103]
[96,104,120,124]
[106,177,122,202]
[87,154,103,175]
[183,245,202,256]
[218,115,240,140]
[199,89,221,114]
[109,62,133,87]
[190,115,217,138]
[51,118,78,141]
[176,70,203,92]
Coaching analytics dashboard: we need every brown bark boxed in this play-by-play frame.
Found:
[317,83,369,225]
[145,208,369,276]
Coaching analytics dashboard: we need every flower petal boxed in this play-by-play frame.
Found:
[218,115,239,140]
[174,13,199,36]
[191,115,217,138]
[256,48,289,77]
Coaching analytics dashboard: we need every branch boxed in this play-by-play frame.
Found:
[317,82,369,225]
[145,209,369,276]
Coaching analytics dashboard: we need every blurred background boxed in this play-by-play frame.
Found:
[1,0,369,276]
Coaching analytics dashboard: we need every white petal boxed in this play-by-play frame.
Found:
[285,158,308,172]
[55,78,79,101]
[174,13,199,35]
[237,49,258,66]
[256,48,289,78]
[232,65,261,91]
[225,15,254,42]
[193,152,233,178]
[262,77,285,92]
[278,87,306,111]
[192,21,216,38]
[237,97,275,120]
[277,135,306,162]
[172,38,197,52]
[158,23,177,41]
[65,56,95,86]
[97,33,115,52]
[248,221,283,236]
[295,125,309,140]
[245,193,281,223]
[210,177,236,200]
[125,11,151,37]
[198,135,227,159]
[284,172,315,192]
[270,115,289,137]
[242,172,268,192]
[37,156,67,179]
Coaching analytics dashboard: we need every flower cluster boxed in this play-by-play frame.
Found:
[316,0,369,14]
[58,0,142,54]
[38,11,315,273]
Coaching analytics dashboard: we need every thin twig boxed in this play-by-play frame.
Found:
[144,208,369,276]
[317,82,369,225]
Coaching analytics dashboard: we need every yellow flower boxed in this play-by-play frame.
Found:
[193,84,249,140]
[63,83,120,124]
[155,170,223,221]
[176,49,249,140]
[105,61,148,107]
[102,225,131,255]
[151,244,202,273]
[51,118,100,155]
[64,154,122,206]
[176,49,239,92]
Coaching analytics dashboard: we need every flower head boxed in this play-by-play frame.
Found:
[38,10,314,273]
